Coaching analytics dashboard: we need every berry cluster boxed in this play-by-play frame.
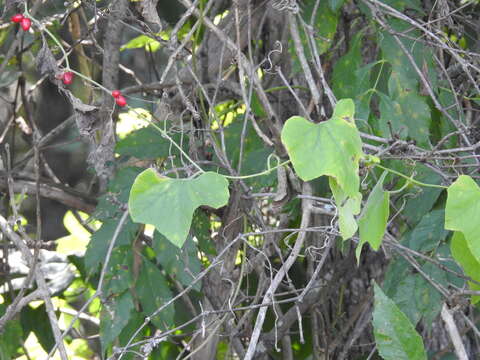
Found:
[11,14,31,31]
[55,71,74,85]
[62,71,74,85]
[112,90,127,107]
[12,12,127,109]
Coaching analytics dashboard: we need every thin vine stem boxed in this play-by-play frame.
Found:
[223,160,291,180]
[129,108,205,173]
[374,163,448,189]
[24,4,70,69]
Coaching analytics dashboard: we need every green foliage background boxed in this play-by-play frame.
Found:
[1,0,480,359]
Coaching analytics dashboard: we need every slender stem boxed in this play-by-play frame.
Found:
[224,160,291,180]
[42,26,70,69]
[130,108,205,173]
[374,164,448,189]
[24,3,70,69]
[68,68,110,93]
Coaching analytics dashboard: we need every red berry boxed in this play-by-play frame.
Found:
[62,71,74,85]
[11,14,24,23]
[112,90,121,98]
[115,95,127,107]
[20,17,31,31]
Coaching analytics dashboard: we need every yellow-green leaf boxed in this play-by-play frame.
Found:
[445,175,480,263]
[281,99,363,197]
[129,169,229,247]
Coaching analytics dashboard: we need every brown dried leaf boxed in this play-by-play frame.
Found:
[36,38,60,77]
[66,93,100,137]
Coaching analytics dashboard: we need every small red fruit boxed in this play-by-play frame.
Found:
[20,17,31,31]
[115,95,127,107]
[11,14,24,23]
[112,90,121,98]
[62,71,74,85]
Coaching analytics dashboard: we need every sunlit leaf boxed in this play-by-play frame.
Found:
[129,169,230,247]
[121,34,161,52]
[445,175,480,263]
[281,99,363,197]
[56,211,93,255]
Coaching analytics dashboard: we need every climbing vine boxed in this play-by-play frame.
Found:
[1,0,480,359]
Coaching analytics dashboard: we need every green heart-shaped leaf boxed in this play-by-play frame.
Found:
[445,175,480,263]
[129,169,229,247]
[281,99,363,197]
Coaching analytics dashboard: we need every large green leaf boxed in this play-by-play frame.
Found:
[405,209,448,253]
[281,99,363,197]
[20,304,55,353]
[0,70,21,89]
[450,231,480,304]
[445,175,480,263]
[377,90,430,146]
[301,0,338,54]
[95,167,143,220]
[103,246,134,297]
[332,34,364,99]
[129,169,230,247]
[116,126,188,160]
[379,19,434,87]
[154,231,202,291]
[373,283,427,360]
[402,165,443,224]
[85,217,139,273]
[384,259,443,327]
[117,310,146,357]
[357,172,389,260]
[136,258,175,329]
[86,167,142,274]
[328,0,347,11]
[100,291,135,352]
[0,304,22,359]
[391,274,437,326]
[380,0,422,12]
[222,119,275,190]
[329,177,361,240]
[415,262,445,325]
[376,18,434,147]
[332,35,374,125]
